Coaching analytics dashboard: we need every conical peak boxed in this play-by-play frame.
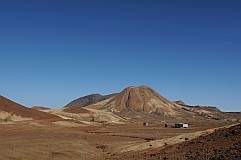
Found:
[98,85,180,116]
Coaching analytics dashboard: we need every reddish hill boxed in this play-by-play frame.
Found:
[0,96,62,121]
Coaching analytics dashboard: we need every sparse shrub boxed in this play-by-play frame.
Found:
[96,144,106,152]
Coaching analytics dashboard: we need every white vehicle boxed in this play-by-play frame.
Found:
[174,123,189,128]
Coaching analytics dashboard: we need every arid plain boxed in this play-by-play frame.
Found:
[1,86,240,160]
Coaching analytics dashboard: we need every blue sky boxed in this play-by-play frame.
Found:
[0,0,240,111]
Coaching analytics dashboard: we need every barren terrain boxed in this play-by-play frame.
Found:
[0,119,238,160]
[1,86,240,159]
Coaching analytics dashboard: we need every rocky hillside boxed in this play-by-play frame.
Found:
[64,93,116,108]
[143,123,241,160]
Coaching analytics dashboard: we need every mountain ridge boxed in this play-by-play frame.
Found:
[64,93,117,108]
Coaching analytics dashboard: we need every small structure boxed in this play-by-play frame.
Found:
[143,122,149,126]
[174,123,189,128]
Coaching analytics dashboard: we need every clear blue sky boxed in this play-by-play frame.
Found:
[0,0,240,111]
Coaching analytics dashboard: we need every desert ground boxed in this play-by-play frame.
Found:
[0,119,238,160]
[1,86,240,159]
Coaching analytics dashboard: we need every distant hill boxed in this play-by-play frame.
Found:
[31,106,50,110]
[173,100,241,121]
[64,93,117,108]
[0,96,61,121]
[174,100,220,111]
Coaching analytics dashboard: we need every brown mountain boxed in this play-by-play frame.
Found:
[64,93,117,108]
[0,96,61,121]
[87,86,188,118]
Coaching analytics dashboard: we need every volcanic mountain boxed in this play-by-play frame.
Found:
[64,93,117,108]
[0,96,62,121]
[65,86,240,121]
[87,86,188,118]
